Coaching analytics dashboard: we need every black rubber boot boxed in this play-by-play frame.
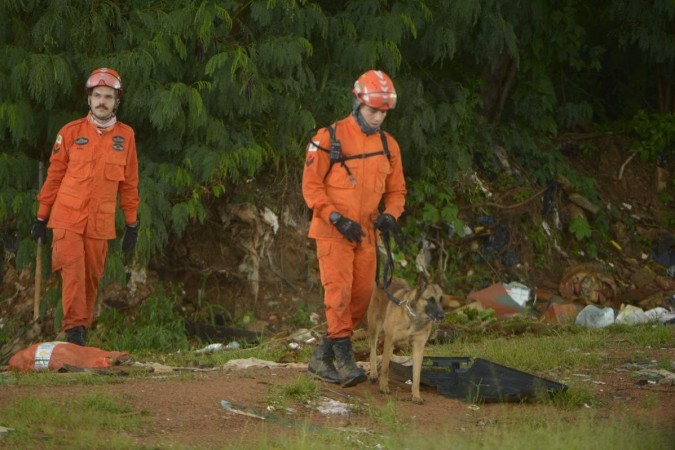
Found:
[307,336,339,383]
[331,337,367,388]
[65,326,87,346]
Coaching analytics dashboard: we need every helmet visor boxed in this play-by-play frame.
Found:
[358,91,397,110]
[86,72,122,90]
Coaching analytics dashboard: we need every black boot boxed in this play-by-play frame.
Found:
[65,326,87,346]
[307,336,339,383]
[331,337,367,388]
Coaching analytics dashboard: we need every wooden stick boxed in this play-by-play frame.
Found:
[33,239,42,320]
[33,161,44,321]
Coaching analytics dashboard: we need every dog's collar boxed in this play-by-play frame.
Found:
[384,289,418,319]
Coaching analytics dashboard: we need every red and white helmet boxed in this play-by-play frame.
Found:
[352,70,397,110]
[85,68,123,95]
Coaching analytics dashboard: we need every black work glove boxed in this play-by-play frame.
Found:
[122,221,139,262]
[333,216,366,243]
[373,213,400,235]
[31,218,47,243]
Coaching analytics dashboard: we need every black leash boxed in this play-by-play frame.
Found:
[376,230,414,316]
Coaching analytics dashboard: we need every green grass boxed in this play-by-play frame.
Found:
[0,371,132,387]
[0,392,149,449]
[266,375,320,409]
[433,323,673,374]
[212,413,674,450]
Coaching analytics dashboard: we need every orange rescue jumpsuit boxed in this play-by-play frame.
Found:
[37,113,139,331]
[302,114,406,339]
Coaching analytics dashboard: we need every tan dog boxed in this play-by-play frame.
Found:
[367,277,445,403]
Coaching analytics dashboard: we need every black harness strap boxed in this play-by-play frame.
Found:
[317,125,391,182]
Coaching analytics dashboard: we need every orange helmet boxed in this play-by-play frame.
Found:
[352,70,397,110]
[85,68,123,95]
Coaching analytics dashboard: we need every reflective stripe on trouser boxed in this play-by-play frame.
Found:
[316,239,377,339]
[51,228,108,330]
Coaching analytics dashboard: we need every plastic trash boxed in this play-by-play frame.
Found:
[195,343,224,354]
[467,283,528,319]
[503,282,530,307]
[575,305,615,328]
[615,304,649,325]
[645,307,675,324]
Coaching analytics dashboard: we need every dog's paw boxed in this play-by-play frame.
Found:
[379,382,390,395]
[368,375,378,383]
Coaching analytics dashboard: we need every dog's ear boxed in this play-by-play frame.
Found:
[414,272,428,301]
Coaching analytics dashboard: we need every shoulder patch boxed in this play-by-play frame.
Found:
[56,135,62,145]
[75,137,89,145]
[307,141,319,153]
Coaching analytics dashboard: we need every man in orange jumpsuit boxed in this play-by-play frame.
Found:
[302,70,406,387]
[31,68,140,346]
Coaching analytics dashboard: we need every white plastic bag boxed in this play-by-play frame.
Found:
[575,305,615,328]
[615,304,649,325]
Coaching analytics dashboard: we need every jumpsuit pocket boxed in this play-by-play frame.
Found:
[104,163,125,181]
[51,192,85,224]
[96,201,117,234]
[67,149,94,180]
[316,241,332,260]
[51,229,82,271]
[373,161,391,194]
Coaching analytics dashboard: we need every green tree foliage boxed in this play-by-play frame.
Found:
[0,0,671,284]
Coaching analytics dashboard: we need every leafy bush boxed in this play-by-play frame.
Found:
[630,110,675,162]
[93,286,189,353]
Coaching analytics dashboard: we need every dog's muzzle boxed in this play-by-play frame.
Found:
[425,297,445,323]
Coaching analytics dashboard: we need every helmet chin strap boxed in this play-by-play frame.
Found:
[352,102,379,135]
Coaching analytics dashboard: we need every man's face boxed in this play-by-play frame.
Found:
[360,105,388,130]
[88,86,117,121]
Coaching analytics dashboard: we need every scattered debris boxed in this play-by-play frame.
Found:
[221,357,306,371]
[559,263,618,305]
[221,400,267,420]
[389,356,567,403]
[466,283,529,319]
[313,397,350,415]
[195,343,224,354]
[575,305,615,328]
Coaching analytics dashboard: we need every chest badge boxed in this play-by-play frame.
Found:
[112,143,124,151]
[113,136,125,143]
[75,137,89,145]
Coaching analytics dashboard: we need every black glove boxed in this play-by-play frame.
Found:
[333,215,366,243]
[31,218,47,243]
[373,213,400,235]
[122,222,139,262]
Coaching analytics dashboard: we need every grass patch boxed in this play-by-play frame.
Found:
[0,371,131,387]
[218,412,674,450]
[433,330,609,372]
[0,392,148,449]
[620,323,674,347]
[367,398,403,430]
[266,375,320,410]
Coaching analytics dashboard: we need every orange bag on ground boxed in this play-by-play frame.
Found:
[8,342,129,372]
